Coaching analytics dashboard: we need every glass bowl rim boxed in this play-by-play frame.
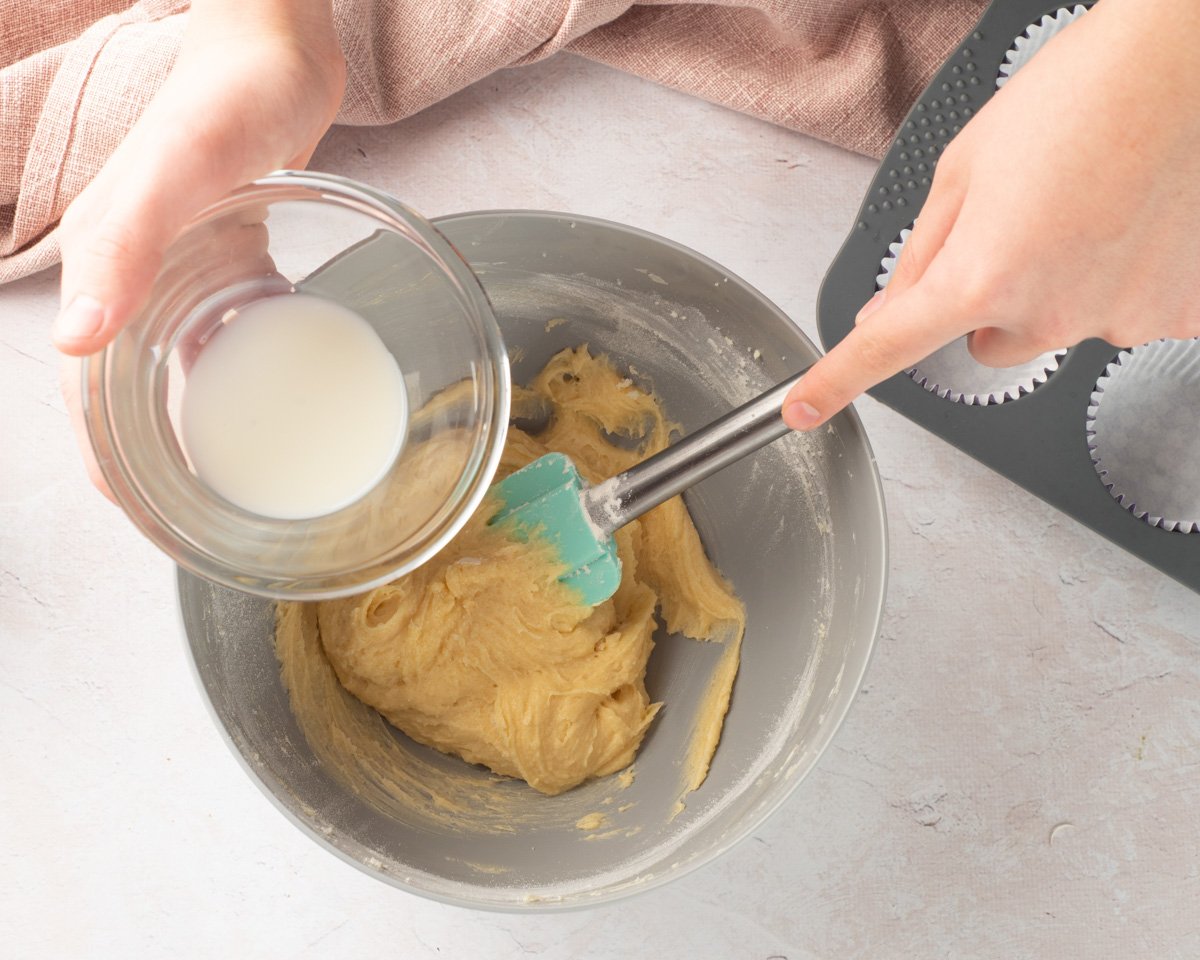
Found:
[81,170,511,600]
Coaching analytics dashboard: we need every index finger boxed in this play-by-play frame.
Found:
[782,278,972,430]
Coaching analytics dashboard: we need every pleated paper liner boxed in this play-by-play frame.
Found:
[996,4,1091,90]
[1087,338,1200,534]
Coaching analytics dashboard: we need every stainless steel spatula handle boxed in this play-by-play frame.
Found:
[582,368,810,536]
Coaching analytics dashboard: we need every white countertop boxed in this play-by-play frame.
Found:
[3,54,1198,958]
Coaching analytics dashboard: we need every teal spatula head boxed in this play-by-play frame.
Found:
[489,453,622,605]
[490,366,809,606]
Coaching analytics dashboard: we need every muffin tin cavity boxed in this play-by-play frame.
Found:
[996,5,1091,89]
[877,226,1064,405]
[1087,339,1200,534]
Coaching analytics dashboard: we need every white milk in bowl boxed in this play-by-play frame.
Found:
[181,292,408,520]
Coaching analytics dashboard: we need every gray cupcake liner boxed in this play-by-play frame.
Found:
[996,5,1091,90]
[1087,339,1200,534]
[876,227,1064,406]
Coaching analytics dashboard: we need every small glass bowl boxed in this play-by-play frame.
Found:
[81,171,510,599]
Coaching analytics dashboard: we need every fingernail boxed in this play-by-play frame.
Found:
[856,289,886,324]
[783,400,822,431]
[55,295,105,342]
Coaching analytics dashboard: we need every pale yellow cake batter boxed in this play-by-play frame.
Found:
[277,347,745,798]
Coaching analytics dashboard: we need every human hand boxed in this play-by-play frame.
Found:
[52,0,344,493]
[782,0,1200,431]
[53,0,344,354]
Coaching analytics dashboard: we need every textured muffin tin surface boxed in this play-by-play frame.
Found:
[817,0,1200,592]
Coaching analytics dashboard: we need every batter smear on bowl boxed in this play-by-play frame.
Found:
[276,347,745,797]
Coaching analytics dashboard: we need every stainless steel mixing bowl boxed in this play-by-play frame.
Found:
[179,211,888,910]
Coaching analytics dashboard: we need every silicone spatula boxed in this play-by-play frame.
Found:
[489,368,810,605]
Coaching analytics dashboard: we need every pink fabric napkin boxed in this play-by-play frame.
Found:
[0,0,986,284]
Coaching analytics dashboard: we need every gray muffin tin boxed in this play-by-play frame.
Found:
[817,0,1200,593]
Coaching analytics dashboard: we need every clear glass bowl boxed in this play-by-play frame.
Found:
[82,172,509,599]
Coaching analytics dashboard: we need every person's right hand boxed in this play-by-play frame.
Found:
[52,0,345,494]
[782,0,1200,431]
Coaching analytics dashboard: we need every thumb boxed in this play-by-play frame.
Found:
[52,110,266,356]
[53,205,170,356]
[53,142,317,357]
[53,147,233,356]
[782,267,974,430]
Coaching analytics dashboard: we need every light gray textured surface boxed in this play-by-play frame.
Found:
[3,54,1198,958]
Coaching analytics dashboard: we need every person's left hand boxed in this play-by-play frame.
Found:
[52,0,345,495]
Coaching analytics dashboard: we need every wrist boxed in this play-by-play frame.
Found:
[184,0,343,76]
[187,0,339,47]
[190,0,335,26]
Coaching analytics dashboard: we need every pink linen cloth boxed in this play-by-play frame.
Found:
[0,0,986,284]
